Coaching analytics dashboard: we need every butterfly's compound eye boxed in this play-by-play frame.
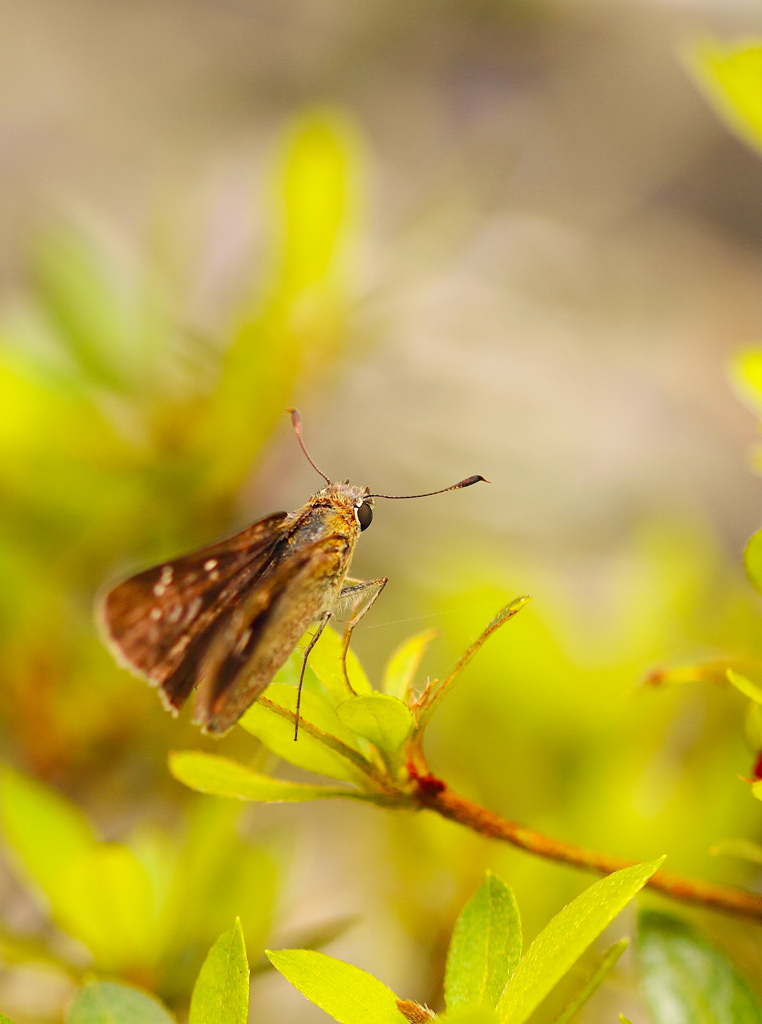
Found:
[357,501,373,531]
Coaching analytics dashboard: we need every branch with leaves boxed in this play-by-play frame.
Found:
[2,748,755,1023]
[171,601,762,924]
[2,859,758,1024]
[267,871,762,1024]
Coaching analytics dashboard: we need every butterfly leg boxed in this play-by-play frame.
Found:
[294,610,332,740]
[337,577,388,694]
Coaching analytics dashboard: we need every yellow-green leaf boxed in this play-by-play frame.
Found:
[496,859,663,1024]
[383,630,439,700]
[241,684,371,782]
[336,695,414,761]
[307,626,371,698]
[550,938,629,1024]
[445,872,521,1012]
[189,920,249,1024]
[267,949,408,1024]
[169,751,359,802]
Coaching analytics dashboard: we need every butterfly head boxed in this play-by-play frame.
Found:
[311,481,374,532]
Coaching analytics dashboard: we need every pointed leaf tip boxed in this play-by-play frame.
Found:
[497,858,663,1024]
[267,948,408,1024]
[445,871,521,1012]
[189,919,249,1024]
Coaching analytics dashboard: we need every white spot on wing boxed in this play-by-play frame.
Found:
[234,628,252,655]
[204,559,218,571]
[183,597,202,624]
[153,582,166,597]
[150,608,162,620]
[170,635,190,657]
[160,566,174,584]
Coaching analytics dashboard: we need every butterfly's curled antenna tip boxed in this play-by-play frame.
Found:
[369,474,490,500]
[287,408,331,485]
[447,474,489,490]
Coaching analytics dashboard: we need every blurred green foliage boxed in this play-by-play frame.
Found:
[637,910,762,1024]
[68,982,175,1024]
[60,920,248,1024]
[0,106,362,779]
[0,766,274,1006]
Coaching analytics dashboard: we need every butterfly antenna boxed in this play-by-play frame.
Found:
[368,475,489,499]
[288,409,331,485]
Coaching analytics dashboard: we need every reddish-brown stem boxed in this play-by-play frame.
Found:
[414,781,762,922]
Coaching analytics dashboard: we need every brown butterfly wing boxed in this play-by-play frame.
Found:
[98,512,290,711]
[193,534,353,734]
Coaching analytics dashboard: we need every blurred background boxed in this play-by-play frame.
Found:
[3,0,762,1021]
